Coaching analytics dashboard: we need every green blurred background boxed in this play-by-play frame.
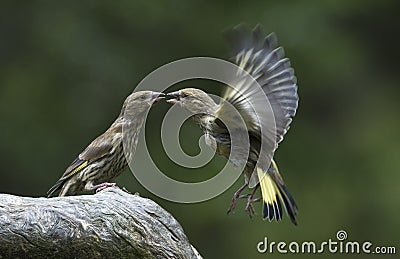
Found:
[0,1,399,258]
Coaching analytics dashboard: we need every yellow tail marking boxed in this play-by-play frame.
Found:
[257,167,282,205]
[271,160,278,171]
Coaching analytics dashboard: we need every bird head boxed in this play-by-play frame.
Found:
[166,88,218,115]
[120,91,164,117]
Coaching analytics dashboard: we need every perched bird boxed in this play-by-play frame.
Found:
[166,24,299,224]
[47,91,164,197]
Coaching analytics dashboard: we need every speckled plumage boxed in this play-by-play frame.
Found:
[47,91,162,197]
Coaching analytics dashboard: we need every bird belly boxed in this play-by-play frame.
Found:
[208,134,247,169]
[206,132,259,184]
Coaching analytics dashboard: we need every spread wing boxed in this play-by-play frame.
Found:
[216,24,298,186]
[219,24,298,143]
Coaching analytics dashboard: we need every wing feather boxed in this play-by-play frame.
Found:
[216,24,299,187]
[47,129,115,197]
[218,24,298,145]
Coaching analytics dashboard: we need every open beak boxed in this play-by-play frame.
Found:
[151,92,165,104]
[166,91,181,104]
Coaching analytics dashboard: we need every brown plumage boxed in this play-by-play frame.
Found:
[47,91,163,197]
[167,24,299,224]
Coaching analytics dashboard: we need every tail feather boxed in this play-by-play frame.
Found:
[276,179,298,224]
[47,179,66,197]
[47,159,88,197]
[257,161,298,225]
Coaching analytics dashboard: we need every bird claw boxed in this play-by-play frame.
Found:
[227,196,238,214]
[245,203,255,218]
[238,194,251,199]
[227,183,248,214]
[243,184,261,219]
[91,182,116,193]
[245,197,261,219]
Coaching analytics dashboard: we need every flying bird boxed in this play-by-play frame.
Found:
[47,91,163,197]
[166,24,299,225]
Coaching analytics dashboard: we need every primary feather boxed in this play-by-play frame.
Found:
[220,24,298,147]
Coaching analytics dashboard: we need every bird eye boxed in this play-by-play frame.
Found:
[181,93,189,98]
[140,95,147,100]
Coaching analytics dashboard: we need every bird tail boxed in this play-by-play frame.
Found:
[257,161,298,225]
[47,179,65,197]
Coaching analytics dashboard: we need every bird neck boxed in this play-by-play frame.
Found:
[192,114,216,133]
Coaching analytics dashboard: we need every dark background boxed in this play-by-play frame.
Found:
[1,1,399,258]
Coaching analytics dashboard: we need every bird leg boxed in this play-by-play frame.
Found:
[227,183,248,214]
[244,185,261,219]
[91,182,116,193]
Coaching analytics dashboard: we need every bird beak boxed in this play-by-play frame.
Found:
[166,91,181,104]
[151,92,165,104]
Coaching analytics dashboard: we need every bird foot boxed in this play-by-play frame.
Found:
[244,197,261,219]
[227,198,237,215]
[243,184,261,219]
[238,194,251,199]
[91,182,116,193]
[227,183,248,215]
